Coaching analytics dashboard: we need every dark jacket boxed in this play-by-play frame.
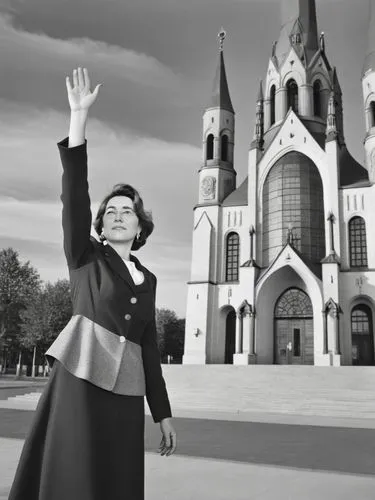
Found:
[46,138,171,423]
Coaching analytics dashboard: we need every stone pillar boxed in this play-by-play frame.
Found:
[235,313,243,354]
[214,137,220,160]
[264,99,271,130]
[242,312,251,353]
[276,88,288,121]
[300,84,312,116]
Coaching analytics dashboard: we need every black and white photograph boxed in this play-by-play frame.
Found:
[0,0,375,498]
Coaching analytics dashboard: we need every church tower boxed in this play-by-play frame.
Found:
[199,29,236,205]
[183,30,236,364]
[185,0,374,367]
[263,0,332,148]
[362,0,375,183]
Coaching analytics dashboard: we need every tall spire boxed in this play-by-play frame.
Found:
[275,0,319,66]
[206,28,234,113]
[363,0,375,75]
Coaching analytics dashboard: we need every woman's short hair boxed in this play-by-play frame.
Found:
[93,183,154,251]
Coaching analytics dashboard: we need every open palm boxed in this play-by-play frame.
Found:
[66,67,101,112]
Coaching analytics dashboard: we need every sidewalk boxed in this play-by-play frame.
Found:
[1,437,374,500]
[1,380,375,499]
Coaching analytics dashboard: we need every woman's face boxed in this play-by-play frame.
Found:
[101,196,140,244]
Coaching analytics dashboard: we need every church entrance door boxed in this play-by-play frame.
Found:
[274,288,314,365]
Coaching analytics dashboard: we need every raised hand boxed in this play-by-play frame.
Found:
[66,67,102,112]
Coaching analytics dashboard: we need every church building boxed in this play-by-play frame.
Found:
[183,0,375,366]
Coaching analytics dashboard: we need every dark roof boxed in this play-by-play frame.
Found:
[222,177,248,206]
[206,51,234,113]
[338,147,369,187]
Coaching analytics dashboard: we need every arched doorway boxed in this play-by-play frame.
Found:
[274,288,314,365]
[351,305,375,366]
[225,310,236,364]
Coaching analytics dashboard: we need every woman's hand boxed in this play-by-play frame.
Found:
[66,67,101,113]
[158,417,177,457]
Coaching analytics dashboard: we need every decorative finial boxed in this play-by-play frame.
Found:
[218,27,226,51]
[320,32,325,52]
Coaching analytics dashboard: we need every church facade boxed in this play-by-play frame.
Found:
[183,0,375,366]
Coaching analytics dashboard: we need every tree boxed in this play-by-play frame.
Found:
[155,308,185,362]
[20,279,72,355]
[156,308,177,357]
[0,248,41,358]
[165,318,185,360]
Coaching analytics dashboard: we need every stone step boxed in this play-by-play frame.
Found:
[2,366,375,418]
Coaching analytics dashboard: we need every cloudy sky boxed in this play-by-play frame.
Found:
[0,0,371,316]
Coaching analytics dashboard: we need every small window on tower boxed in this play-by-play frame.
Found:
[313,80,322,117]
[221,135,229,161]
[270,85,276,126]
[206,134,214,160]
[370,102,375,128]
[287,80,298,114]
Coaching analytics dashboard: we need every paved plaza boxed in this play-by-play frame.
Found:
[0,380,374,499]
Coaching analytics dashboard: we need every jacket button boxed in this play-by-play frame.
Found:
[119,336,126,343]
[124,314,131,320]
[130,297,137,304]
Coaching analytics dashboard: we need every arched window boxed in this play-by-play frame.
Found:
[349,216,368,268]
[221,135,228,161]
[351,305,374,366]
[287,80,299,113]
[370,102,375,128]
[313,80,322,117]
[270,85,276,126]
[225,232,240,282]
[206,134,214,160]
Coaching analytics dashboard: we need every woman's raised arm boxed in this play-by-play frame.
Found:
[66,68,102,147]
[59,68,102,269]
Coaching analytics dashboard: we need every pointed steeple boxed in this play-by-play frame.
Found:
[207,29,234,113]
[275,0,319,66]
[363,0,375,75]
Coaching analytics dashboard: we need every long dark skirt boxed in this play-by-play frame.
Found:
[8,360,145,500]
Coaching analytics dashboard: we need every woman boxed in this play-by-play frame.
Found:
[9,67,176,500]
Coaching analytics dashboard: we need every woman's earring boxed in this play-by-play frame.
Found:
[136,232,141,241]
[100,230,106,241]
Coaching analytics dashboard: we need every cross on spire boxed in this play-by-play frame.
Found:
[218,27,226,52]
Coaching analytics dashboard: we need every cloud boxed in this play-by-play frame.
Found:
[0,11,199,143]
[0,99,199,315]
[0,13,181,89]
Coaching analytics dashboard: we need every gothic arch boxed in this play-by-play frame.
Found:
[351,303,375,366]
[281,70,303,88]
